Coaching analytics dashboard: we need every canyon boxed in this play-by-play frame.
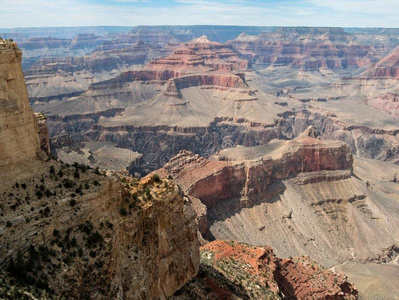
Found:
[0,38,359,299]
[2,24,399,299]
[16,26,399,174]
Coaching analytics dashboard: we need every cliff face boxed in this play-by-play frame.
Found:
[0,41,42,169]
[162,133,353,211]
[0,162,199,299]
[109,176,199,299]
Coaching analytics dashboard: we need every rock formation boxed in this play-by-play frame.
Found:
[362,46,399,79]
[24,41,158,103]
[173,240,358,299]
[34,112,51,154]
[158,133,399,268]
[365,92,399,118]
[0,40,42,169]
[228,27,379,70]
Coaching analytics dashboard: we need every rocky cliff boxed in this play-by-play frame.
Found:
[0,40,42,169]
[161,131,352,212]
[158,131,399,268]
[173,240,358,299]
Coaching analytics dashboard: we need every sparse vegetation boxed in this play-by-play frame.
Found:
[152,174,161,183]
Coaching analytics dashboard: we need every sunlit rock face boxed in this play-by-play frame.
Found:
[0,40,41,169]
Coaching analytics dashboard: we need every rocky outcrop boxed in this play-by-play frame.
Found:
[173,240,358,299]
[365,93,399,118]
[34,112,51,154]
[0,162,199,299]
[0,40,42,168]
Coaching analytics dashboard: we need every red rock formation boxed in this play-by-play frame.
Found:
[88,36,251,98]
[162,135,352,210]
[158,134,353,238]
[184,240,358,299]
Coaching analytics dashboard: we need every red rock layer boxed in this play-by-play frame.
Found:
[89,36,251,97]
[161,136,353,210]
[201,240,358,299]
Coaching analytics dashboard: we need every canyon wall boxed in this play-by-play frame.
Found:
[162,133,353,211]
[0,40,41,169]
[158,133,399,267]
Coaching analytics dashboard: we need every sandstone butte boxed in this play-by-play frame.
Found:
[88,35,252,99]
[0,40,359,299]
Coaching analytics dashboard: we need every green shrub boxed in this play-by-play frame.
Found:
[69,199,77,207]
[152,174,161,183]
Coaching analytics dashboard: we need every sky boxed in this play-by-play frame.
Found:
[0,0,398,28]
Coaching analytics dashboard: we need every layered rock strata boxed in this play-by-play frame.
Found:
[228,27,379,70]
[158,132,399,267]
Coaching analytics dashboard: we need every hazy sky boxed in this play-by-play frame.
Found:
[0,0,398,28]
